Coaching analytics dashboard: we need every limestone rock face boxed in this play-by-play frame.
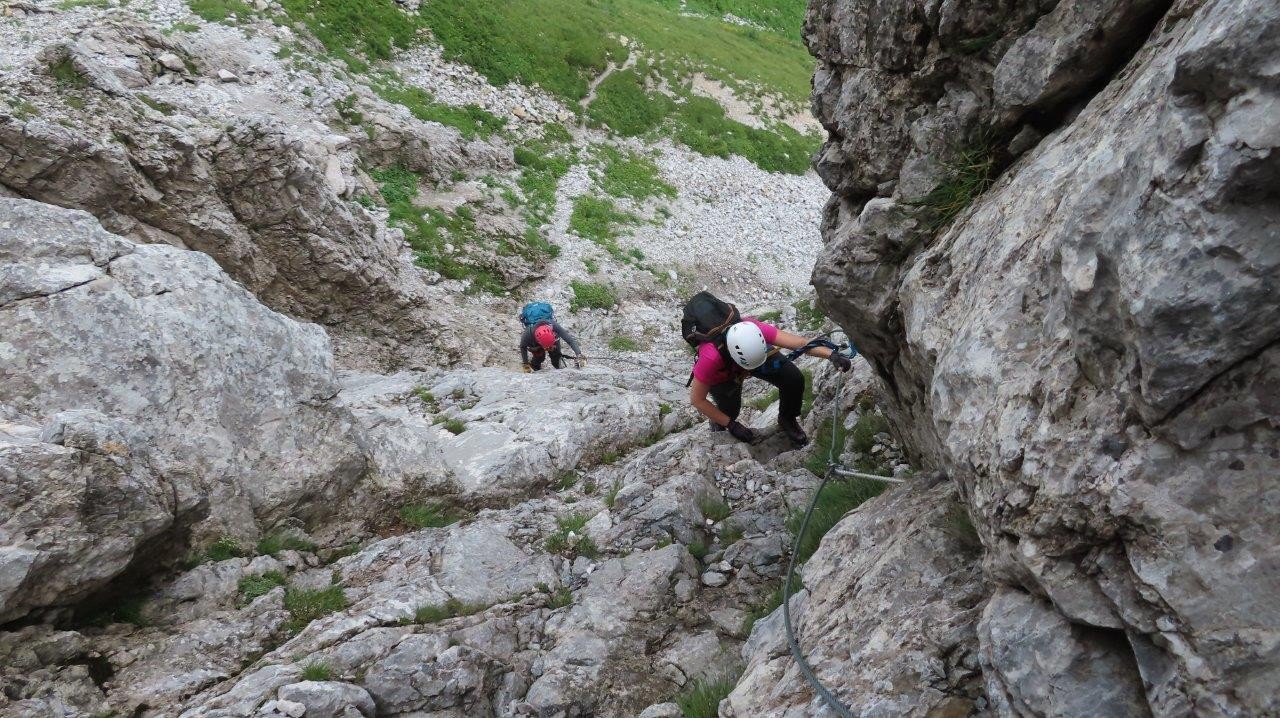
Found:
[806,0,1280,714]
[0,22,512,370]
[0,412,196,623]
[0,198,367,616]
[726,479,986,717]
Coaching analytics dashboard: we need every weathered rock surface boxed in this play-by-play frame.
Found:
[0,412,191,624]
[0,198,366,616]
[807,0,1280,713]
[727,479,986,716]
[0,22,517,370]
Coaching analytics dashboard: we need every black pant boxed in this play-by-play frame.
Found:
[709,357,804,421]
[530,343,564,370]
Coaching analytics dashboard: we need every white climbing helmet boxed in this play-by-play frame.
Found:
[726,321,769,370]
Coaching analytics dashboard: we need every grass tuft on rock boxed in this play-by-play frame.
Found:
[545,512,599,559]
[256,532,316,557]
[749,388,779,412]
[742,581,785,635]
[238,571,287,603]
[301,661,331,681]
[676,671,739,718]
[608,334,640,352]
[399,502,465,529]
[909,137,998,230]
[698,493,732,523]
[541,582,574,609]
[412,597,488,624]
[283,585,347,633]
[786,477,885,564]
[205,536,248,562]
[569,280,617,312]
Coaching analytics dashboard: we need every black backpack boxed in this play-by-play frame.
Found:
[682,291,740,348]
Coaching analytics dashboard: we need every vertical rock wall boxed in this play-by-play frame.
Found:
[802,0,1279,714]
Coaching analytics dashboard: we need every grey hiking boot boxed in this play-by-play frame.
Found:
[779,416,808,446]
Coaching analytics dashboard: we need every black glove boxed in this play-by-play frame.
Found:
[726,420,757,444]
[827,352,852,372]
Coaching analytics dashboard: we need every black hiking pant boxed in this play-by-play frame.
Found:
[709,357,804,421]
[529,344,564,371]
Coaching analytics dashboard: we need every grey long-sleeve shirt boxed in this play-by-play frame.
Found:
[519,321,583,364]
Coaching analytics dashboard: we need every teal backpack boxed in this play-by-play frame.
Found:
[520,301,555,327]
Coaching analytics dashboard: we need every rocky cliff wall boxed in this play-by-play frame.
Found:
[0,22,513,371]
[779,0,1280,714]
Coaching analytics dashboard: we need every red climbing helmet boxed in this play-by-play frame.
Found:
[534,323,556,349]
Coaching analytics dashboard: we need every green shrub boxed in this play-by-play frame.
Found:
[374,75,506,139]
[400,503,465,529]
[608,335,640,352]
[545,512,599,558]
[673,95,818,175]
[569,280,617,312]
[443,418,467,435]
[598,146,677,201]
[786,477,885,564]
[238,571,287,603]
[676,672,739,718]
[604,481,621,508]
[187,0,254,22]
[569,196,640,261]
[283,585,347,633]
[582,257,599,273]
[301,661,331,681]
[556,471,579,490]
[278,0,419,71]
[205,536,248,562]
[849,411,890,454]
[659,403,672,417]
[698,493,732,523]
[586,66,672,136]
[688,541,710,560]
[792,298,825,332]
[49,57,87,87]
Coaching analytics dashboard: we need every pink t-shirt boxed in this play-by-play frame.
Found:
[691,318,779,386]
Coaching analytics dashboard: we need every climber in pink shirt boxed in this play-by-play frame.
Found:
[689,317,850,446]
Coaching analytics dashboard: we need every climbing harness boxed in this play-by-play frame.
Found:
[780,332,904,718]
